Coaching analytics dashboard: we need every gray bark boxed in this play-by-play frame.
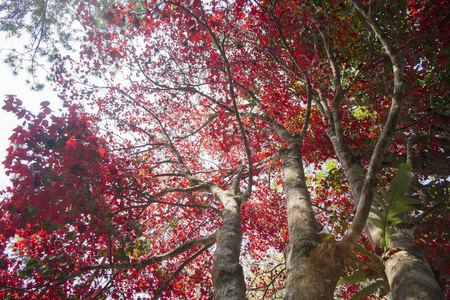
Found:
[384,226,444,300]
[279,138,347,300]
[285,242,347,300]
[268,116,349,299]
[209,185,246,300]
[279,145,321,299]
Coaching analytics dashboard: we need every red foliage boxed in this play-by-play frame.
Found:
[1,0,449,298]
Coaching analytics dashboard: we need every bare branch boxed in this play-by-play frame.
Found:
[166,0,254,201]
[343,0,407,246]
[80,232,217,272]
[175,113,219,140]
[151,245,212,300]
[232,165,245,195]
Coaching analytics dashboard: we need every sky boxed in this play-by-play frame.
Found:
[0,34,62,190]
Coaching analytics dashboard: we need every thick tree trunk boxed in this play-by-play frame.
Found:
[286,242,348,300]
[280,145,346,300]
[384,226,444,300]
[209,187,246,300]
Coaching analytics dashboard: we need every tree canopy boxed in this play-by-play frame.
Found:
[0,0,449,299]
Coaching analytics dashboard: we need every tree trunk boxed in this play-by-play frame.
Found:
[209,186,246,300]
[384,226,444,300]
[280,145,346,299]
[287,241,348,300]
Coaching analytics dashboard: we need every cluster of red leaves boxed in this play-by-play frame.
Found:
[0,96,219,299]
[0,96,124,298]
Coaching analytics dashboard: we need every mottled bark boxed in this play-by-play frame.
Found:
[270,117,347,299]
[285,242,347,300]
[384,226,444,300]
[279,141,345,300]
[279,146,321,243]
[209,185,246,300]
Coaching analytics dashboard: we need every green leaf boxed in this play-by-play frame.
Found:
[379,189,390,206]
[388,196,421,218]
[350,280,386,299]
[26,205,39,216]
[369,163,420,250]
[19,259,40,277]
[382,228,396,249]
[367,217,384,231]
[43,218,59,231]
[338,270,368,285]
[373,194,387,211]
[388,162,411,199]
[135,226,143,237]
[389,217,408,226]
[369,207,385,220]
[114,247,129,262]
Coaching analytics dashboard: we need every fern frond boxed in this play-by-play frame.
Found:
[369,163,421,250]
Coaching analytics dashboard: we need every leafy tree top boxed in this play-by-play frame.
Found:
[0,0,448,298]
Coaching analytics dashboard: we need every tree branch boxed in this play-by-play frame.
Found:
[151,245,212,300]
[342,0,407,247]
[80,232,217,272]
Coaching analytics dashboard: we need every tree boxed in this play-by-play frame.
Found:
[1,0,448,299]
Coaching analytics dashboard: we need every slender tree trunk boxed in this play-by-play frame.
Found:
[280,144,347,300]
[384,226,444,300]
[209,186,246,300]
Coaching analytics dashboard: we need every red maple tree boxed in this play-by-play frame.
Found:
[1,0,448,299]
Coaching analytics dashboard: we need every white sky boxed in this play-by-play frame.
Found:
[0,34,62,190]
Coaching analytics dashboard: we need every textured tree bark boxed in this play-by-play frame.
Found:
[285,241,347,300]
[384,226,444,300]
[209,186,246,300]
[280,145,320,299]
[280,143,347,300]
